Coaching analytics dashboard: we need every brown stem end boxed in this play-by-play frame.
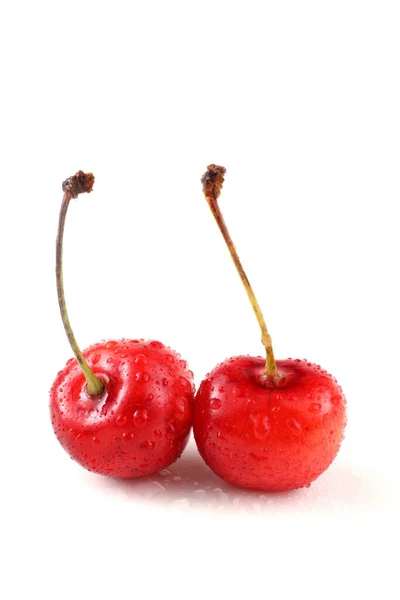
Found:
[62,171,95,198]
[201,164,226,202]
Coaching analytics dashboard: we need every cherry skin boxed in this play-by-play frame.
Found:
[193,356,346,492]
[51,339,194,478]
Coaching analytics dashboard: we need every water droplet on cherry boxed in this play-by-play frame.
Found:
[149,341,163,349]
[133,408,148,428]
[251,414,270,440]
[175,396,188,416]
[135,371,149,383]
[116,414,127,426]
[134,354,148,365]
[166,423,176,439]
[141,440,155,450]
[286,417,302,434]
[209,398,222,410]
[179,377,192,391]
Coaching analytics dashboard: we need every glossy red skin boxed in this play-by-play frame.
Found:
[193,356,346,492]
[50,339,194,478]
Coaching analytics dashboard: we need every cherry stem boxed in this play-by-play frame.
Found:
[56,171,104,396]
[201,164,278,379]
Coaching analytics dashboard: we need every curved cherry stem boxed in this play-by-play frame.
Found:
[201,164,278,379]
[56,171,104,396]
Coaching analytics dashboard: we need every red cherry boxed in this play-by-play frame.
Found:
[50,171,194,477]
[194,356,346,491]
[194,165,347,491]
[51,340,193,478]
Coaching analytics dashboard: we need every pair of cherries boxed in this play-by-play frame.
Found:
[50,167,346,492]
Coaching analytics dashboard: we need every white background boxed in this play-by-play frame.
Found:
[1,1,399,598]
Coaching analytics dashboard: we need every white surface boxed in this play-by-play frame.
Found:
[1,1,399,598]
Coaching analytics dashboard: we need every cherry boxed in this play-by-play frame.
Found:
[193,165,346,492]
[50,171,194,478]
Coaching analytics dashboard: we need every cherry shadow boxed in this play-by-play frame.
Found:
[88,440,393,515]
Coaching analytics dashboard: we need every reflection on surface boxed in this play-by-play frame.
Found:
[86,439,395,515]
